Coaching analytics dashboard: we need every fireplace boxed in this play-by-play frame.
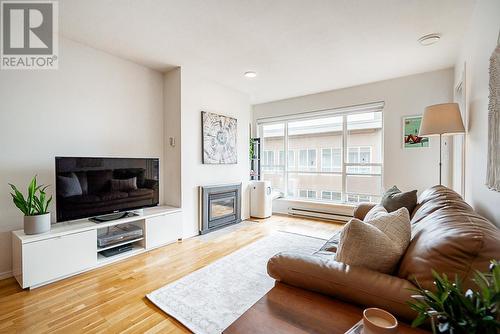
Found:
[199,183,242,234]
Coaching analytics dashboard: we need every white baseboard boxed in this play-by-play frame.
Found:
[0,270,13,280]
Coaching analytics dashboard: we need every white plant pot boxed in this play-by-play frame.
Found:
[24,213,51,235]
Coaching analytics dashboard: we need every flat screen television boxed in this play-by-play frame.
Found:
[55,157,160,222]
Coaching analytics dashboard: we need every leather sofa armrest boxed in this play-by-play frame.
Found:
[267,252,417,321]
[353,202,377,220]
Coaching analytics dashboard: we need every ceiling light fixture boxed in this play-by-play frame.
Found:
[418,33,441,46]
[244,71,257,78]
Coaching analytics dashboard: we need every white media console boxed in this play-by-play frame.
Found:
[12,206,182,289]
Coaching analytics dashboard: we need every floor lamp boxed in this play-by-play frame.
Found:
[419,103,465,185]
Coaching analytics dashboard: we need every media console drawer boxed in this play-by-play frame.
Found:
[145,212,182,249]
[21,230,97,288]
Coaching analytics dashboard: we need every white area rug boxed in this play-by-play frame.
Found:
[147,231,325,334]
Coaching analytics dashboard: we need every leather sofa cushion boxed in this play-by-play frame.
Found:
[65,194,101,204]
[87,170,113,194]
[128,188,154,198]
[99,191,129,201]
[353,202,377,220]
[399,185,500,291]
[267,252,418,321]
[113,168,146,187]
[57,173,83,198]
[74,172,88,195]
[111,177,137,192]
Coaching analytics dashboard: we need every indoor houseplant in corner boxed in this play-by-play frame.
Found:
[9,176,53,235]
[408,260,500,334]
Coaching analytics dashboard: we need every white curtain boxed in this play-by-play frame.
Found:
[486,43,500,191]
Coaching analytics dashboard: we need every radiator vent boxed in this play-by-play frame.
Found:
[288,207,351,222]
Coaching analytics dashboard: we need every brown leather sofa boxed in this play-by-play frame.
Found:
[267,186,500,321]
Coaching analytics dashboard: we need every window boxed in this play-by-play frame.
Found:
[258,103,383,203]
[321,191,341,201]
[299,189,317,199]
[262,150,275,170]
[260,123,285,192]
[279,150,285,167]
[321,148,341,172]
[347,194,372,203]
[288,150,295,168]
[360,147,371,164]
[347,146,371,174]
[299,149,316,170]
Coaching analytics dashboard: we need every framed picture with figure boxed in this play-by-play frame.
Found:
[402,116,429,148]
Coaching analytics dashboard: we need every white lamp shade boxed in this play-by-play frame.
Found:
[419,103,465,136]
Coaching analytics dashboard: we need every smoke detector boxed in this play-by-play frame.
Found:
[418,33,441,46]
[244,71,257,78]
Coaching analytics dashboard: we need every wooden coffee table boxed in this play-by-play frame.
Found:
[224,283,429,334]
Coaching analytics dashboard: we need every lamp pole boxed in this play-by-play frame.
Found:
[439,134,442,185]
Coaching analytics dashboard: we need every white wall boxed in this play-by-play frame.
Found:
[253,69,455,199]
[180,68,251,238]
[164,68,182,208]
[0,38,164,278]
[455,0,500,226]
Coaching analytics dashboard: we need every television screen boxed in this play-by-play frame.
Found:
[55,157,160,222]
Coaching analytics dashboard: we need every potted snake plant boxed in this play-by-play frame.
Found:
[9,176,53,235]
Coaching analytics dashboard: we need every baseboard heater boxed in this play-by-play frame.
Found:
[288,207,352,222]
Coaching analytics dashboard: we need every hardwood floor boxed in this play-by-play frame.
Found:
[0,215,342,333]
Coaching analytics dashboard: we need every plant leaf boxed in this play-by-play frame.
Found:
[44,196,52,213]
[411,313,428,328]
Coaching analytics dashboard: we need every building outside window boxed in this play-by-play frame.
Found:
[279,150,285,167]
[262,150,275,171]
[321,148,342,172]
[347,193,371,203]
[321,190,342,201]
[299,149,316,170]
[347,146,371,174]
[299,189,317,199]
[288,150,295,168]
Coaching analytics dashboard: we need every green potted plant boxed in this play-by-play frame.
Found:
[408,260,500,334]
[9,176,53,235]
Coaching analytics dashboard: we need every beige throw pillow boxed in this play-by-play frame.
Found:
[367,207,411,254]
[335,208,411,274]
[364,204,388,221]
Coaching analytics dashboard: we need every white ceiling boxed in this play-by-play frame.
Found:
[60,0,475,104]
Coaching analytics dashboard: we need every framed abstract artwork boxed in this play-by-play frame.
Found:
[402,116,429,148]
[202,111,237,164]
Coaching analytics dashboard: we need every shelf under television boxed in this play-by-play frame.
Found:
[96,244,145,265]
[96,237,144,252]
